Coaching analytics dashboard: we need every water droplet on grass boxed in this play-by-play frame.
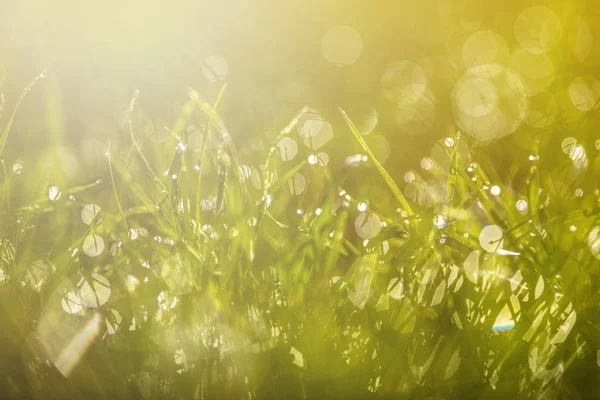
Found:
[516,199,528,212]
[479,225,503,253]
[175,142,187,152]
[48,186,62,201]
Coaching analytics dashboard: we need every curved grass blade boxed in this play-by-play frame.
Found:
[0,70,47,159]
[340,108,413,216]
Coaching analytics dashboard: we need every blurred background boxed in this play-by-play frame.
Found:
[2,0,598,188]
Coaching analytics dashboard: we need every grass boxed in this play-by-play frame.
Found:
[1,71,600,400]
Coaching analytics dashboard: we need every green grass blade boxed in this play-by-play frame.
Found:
[0,70,46,159]
[340,108,414,216]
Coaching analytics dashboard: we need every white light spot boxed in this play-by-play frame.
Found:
[569,75,600,112]
[321,25,363,66]
[490,185,501,196]
[82,234,105,257]
[81,204,101,225]
[176,142,187,152]
[514,6,563,52]
[61,291,83,314]
[479,225,504,253]
[420,158,433,170]
[388,278,403,300]
[355,212,382,239]
[79,273,111,308]
[202,55,228,82]
[316,152,329,166]
[289,347,305,368]
[288,173,306,195]
[357,202,367,212]
[516,199,528,212]
[433,215,448,229]
[48,186,62,201]
[277,137,298,161]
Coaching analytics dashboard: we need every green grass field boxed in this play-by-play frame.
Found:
[2,1,600,399]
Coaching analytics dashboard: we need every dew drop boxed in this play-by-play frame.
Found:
[345,154,367,167]
[176,142,187,152]
[516,199,528,212]
[433,215,448,229]
[48,186,62,201]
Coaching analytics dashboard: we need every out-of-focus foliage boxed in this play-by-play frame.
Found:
[2,1,600,399]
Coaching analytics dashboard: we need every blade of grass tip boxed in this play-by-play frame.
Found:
[1,160,16,261]
[324,207,349,272]
[0,70,47,159]
[108,141,127,228]
[109,156,177,237]
[1,160,9,213]
[16,179,103,211]
[127,89,169,196]
[339,108,413,216]
[194,83,227,228]
[268,160,308,194]
[261,106,309,200]
[188,86,229,141]
[445,136,460,204]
